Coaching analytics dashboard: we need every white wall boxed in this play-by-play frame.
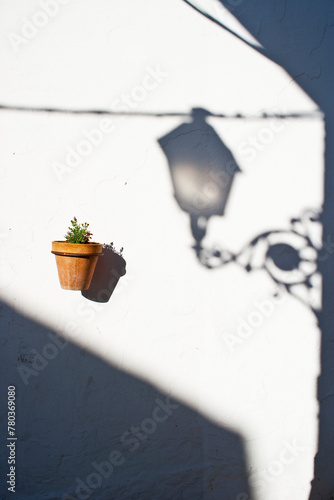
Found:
[0,1,326,499]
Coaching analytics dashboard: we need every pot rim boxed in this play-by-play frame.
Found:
[52,240,102,244]
[52,240,103,257]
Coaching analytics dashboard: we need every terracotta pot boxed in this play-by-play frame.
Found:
[52,241,103,291]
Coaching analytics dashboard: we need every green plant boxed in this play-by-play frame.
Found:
[64,217,93,244]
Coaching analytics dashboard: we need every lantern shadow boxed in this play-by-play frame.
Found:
[180,3,333,497]
[82,244,126,303]
[0,299,253,499]
[158,107,241,248]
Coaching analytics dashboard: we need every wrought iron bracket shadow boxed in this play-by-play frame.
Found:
[195,209,322,315]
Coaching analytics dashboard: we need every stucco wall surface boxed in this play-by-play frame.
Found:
[0,1,332,499]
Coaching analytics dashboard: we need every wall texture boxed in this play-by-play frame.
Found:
[0,1,333,499]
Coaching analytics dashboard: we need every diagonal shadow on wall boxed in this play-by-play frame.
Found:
[0,300,252,500]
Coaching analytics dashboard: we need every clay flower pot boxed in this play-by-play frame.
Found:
[52,241,103,291]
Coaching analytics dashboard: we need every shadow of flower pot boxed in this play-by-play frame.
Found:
[81,245,126,303]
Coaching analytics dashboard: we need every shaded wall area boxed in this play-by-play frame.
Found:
[0,300,251,500]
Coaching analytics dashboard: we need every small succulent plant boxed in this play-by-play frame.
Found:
[64,217,93,244]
